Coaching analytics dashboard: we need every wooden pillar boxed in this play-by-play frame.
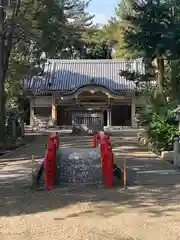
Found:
[131,101,136,127]
[109,108,112,126]
[52,98,57,126]
[30,99,35,126]
[107,98,112,127]
[107,108,112,126]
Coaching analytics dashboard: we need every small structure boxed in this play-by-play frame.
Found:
[24,59,145,132]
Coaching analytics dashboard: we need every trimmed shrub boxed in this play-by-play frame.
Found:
[138,101,178,154]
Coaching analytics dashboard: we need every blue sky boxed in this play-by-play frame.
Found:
[87,0,119,24]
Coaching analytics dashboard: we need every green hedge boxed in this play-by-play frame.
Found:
[138,102,179,154]
[146,114,178,154]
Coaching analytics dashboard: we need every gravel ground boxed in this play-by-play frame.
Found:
[1,131,180,240]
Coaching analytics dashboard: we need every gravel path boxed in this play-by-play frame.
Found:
[1,131,180,240]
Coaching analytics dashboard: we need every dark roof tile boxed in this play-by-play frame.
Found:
[25,59,145,95]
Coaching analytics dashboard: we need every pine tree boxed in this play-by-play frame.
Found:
[0,0,93,143]
[117,0,180,94]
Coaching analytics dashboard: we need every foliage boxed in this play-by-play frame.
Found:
[146,112,178,153]
[6,0,93,101]
[36,0,94,59]
[164,60,180,102]
[115,0,180,95]
[112,0,180,152]
[80,27,114,59]
[118,0,180,58]
[94,18,135,59]
[80,16,135,59]
[85,41,112,59]
[138,91,178,153]
[135,59,180,153]
[0,0,94,142]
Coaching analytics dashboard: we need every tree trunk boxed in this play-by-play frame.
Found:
[155,56,165,103]
[0,1,14,145]
[156,56,165,94]
[0,76,6,145]
[0,1,6,145]
[0,39,13,144]
[19,97,25,137]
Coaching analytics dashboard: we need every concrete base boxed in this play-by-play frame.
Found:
[161,151,174,162]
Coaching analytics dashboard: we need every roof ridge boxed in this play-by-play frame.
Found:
[47,59,140,63]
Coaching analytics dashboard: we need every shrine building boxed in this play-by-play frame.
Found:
[25,59,145,130]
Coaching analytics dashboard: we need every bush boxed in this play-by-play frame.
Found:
[138,100,179,154]
[147,114,178,154]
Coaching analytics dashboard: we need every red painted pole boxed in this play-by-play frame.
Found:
[102,150,114,188]
[106,151,114,188]
[97,132,100,146]
[51,137,57,186]
[102,152,108,186]
[93,134,97,148]
[99,133,114,188]
[45,136,56,190]
[100,135,108,182]
[102,151,107,184]
[100,136,109,157]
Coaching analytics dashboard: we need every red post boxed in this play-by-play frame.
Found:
[108,141,112,151]
[102,151,109,184]
[93,134,97,148]
[99,133,114,188]
[96,132,100,146]
[105,151,114,188]
[45,136,56,190]
[100,135,109,180]
[100,135,109,158]
[102,150,114,188]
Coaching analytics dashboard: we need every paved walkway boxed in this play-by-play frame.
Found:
[112,134,180,186]
[1,131,180,239]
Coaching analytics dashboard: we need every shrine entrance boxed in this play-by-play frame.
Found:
[56,84,134,130]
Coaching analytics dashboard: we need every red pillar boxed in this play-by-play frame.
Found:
[99,133,114,188]
[93,134,97,148]
[106,151,114,188]
[45,136,57,190]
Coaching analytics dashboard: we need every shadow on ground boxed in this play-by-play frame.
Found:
[1,132,180,221]
[1,181,180,220]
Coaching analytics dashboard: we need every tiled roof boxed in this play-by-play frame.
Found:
[25,59,145,95]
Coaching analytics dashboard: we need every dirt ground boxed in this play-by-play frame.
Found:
[1,130,180,240]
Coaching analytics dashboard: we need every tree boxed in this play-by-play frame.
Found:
[35,0,93,59]
[85,41,112,59]
[78,27,113,59]
[117,0,180,95]
[0,0,93,143]
[164,60,180,102]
